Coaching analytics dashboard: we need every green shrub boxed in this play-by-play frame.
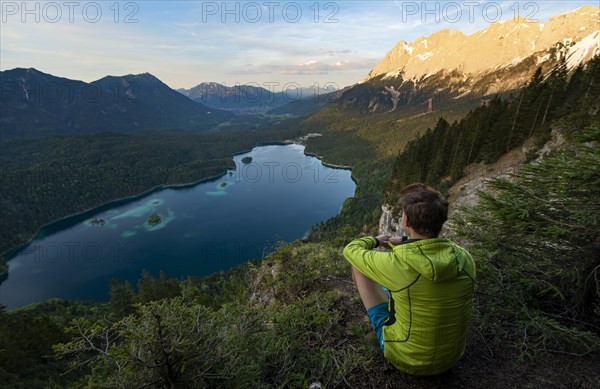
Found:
[55,245,369,388]
[452,125,600,358]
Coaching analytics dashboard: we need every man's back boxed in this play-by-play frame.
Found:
[383,239,475,375]
[343,237,476,375]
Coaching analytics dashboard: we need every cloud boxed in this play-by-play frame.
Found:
[288,59,377,74]
[325,49,354,56]
[230,58,380,75]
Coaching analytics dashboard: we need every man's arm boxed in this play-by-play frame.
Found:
[343,236,416,291]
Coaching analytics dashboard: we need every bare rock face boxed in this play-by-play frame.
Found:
[378,204,404,237]
[366,6,600,82]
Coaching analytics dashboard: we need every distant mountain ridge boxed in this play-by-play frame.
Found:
[267,86,351,116]
[178,82,339,112]
[178,82,285,110]
[0,68,232,138]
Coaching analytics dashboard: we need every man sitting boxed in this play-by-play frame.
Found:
[343,183,476,375]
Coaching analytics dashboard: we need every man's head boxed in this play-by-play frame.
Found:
[398,183,448,238]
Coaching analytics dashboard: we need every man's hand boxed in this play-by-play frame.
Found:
[388,237,405,245]
[374,235,405,251]
[376,234,390,245]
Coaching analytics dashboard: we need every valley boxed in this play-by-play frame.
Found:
[0,4,599,388]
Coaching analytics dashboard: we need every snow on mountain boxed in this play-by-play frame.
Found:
[366,5,600,82]
[566,31,600,69]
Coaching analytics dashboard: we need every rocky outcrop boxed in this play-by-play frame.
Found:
[378,204,404,237]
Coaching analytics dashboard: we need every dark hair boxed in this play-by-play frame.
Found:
[398,183,448,238]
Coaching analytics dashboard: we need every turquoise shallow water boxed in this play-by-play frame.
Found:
[0,144,356,309]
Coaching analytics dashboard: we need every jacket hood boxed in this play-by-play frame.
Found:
[393,238,475,282]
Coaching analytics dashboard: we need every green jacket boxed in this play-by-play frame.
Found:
[343,237,476,375]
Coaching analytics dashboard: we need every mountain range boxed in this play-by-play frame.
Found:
[368,5,599,81]
[0,69,232,138]
[177,82,339,112]
[338,5,599,114]
[178,83,285,111]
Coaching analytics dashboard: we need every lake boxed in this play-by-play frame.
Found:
[0,144,356,309]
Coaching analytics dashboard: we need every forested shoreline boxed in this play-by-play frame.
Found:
[0,127,302,264]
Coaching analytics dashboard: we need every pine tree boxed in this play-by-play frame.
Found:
[109,278,135,318]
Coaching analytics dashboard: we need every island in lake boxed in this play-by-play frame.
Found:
[147,214,161,226]
[241,156,253,164]
[89,218,106,226]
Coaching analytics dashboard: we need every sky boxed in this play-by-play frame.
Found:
[1,1,597,90]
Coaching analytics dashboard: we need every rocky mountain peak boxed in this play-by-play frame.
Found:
[366,6,600,82]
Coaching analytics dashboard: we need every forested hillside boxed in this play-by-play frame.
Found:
[387,56,600,199]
